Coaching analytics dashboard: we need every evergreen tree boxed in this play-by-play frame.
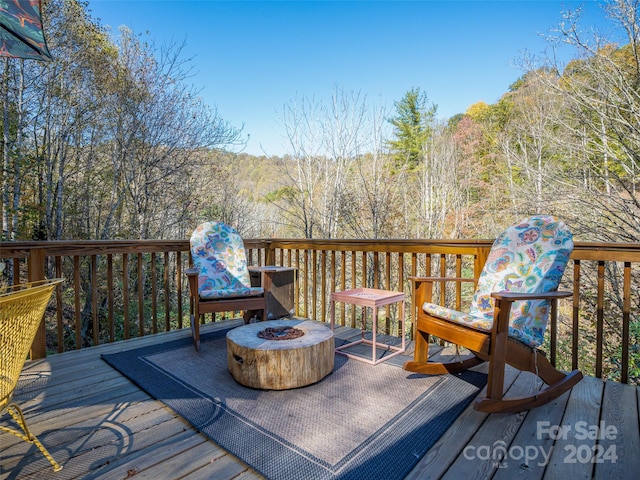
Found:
[387,87,437,169]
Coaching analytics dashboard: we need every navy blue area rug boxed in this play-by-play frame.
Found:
[102,327,486,480]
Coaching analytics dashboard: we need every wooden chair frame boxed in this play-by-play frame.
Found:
[185,268,267,350]
[404,277,583,414]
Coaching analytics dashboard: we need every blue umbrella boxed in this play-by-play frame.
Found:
[0,0,51,60]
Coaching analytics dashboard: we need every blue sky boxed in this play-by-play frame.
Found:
[85,1,615,156]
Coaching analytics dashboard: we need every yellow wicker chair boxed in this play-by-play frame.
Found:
[0,278,64,472]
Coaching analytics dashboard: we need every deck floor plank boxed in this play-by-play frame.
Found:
[594,380,640,479]
[3,398,165,464]
[1,319,637,480]
[492,380,571,480]
[4,398,192,479]
[404,362,495,480]
[1,387,149,454]
[440,370,543,480]
[85,429,209,480]
[542,374,604,480]
[179,453,251,480]
[115,440,231,480]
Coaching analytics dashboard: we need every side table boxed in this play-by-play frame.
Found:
[248,266,296,320]
[330,288,405,365]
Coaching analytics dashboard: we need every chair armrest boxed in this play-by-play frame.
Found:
[491,290,572,301]
[490,290,572,343]
[185,268,198,277]
[184,268,199,297]
[409,276,476,284]
[410,276,478,317]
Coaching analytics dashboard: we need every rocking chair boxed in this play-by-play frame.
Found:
[1,278,64,472]
[185,222,267,350]
[404,215,583,413]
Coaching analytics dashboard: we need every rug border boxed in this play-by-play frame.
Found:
[101,328,487,480]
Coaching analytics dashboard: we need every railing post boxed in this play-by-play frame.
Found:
[265,241,275,266]
[28,247,47,359]
[475,246,491,278]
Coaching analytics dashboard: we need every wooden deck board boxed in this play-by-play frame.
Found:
[2,318,638,480]
[86,430,210,480]
[404,362,495,480]
[594,380,640,479]
[492,382,571,479]
[542,375,604,480]
[441,371,534,480]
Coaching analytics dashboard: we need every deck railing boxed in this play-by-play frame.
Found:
[1,239,639,384]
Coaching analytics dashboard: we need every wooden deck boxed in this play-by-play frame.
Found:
[2,319,639,479]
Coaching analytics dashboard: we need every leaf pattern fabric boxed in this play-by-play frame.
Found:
[190,222,263,300]
[422,215,573,347]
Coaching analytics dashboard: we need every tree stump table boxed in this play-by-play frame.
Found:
[226,319,334,390]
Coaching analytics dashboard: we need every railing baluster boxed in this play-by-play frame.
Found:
[176,251,183,329]
[74,255,82,348]
[362,251,367,288]
[596,260,605,378]
[439,254,446,307]
[398,252,404,294]
[123,253,130,340]
[373,251,379,289]
[321,249,326,322]
[550,299,558,366]
[12,257,20,284]
[622,261,631,384]
[55,256,64,352]
[330,250,336,321]
[312,249,318,321]
[107,254,114,343]
[340,250,346,325]
[164,252,170,332]
[385,252,391,334]
[294,249,300,316]
[137,253,144,337]
[151,252,157,334]
[351,251,356,327]
[92,255,98,346]
[303,249,309,318]
[455,254,462,310]
[572,260,581,372]
[398,252,405,338]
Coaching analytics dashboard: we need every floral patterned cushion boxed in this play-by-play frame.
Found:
[423,302,493,331]
[190,222,264,300]
[423,215,573,347]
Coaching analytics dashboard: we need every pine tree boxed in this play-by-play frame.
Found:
[387,87,437,169]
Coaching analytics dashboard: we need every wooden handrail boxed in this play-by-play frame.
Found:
[1,239,639,385]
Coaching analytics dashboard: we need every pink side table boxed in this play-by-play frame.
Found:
[330,288,405,365]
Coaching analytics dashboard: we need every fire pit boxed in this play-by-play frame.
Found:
[257,326,305,340]
[226,319,334,390]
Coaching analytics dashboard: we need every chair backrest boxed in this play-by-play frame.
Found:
[190,221,252,297]
[468,215,573,347]
[1,279,62,410]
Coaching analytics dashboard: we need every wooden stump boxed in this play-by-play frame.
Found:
[226,319,334,390]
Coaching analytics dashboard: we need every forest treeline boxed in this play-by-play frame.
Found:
[2,0,640,243]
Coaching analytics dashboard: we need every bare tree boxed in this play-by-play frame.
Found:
[493,72,568,214]
[100,28,243,240]
[412,122,470,239]
[336,101,399,239]
[533,0,640,240]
